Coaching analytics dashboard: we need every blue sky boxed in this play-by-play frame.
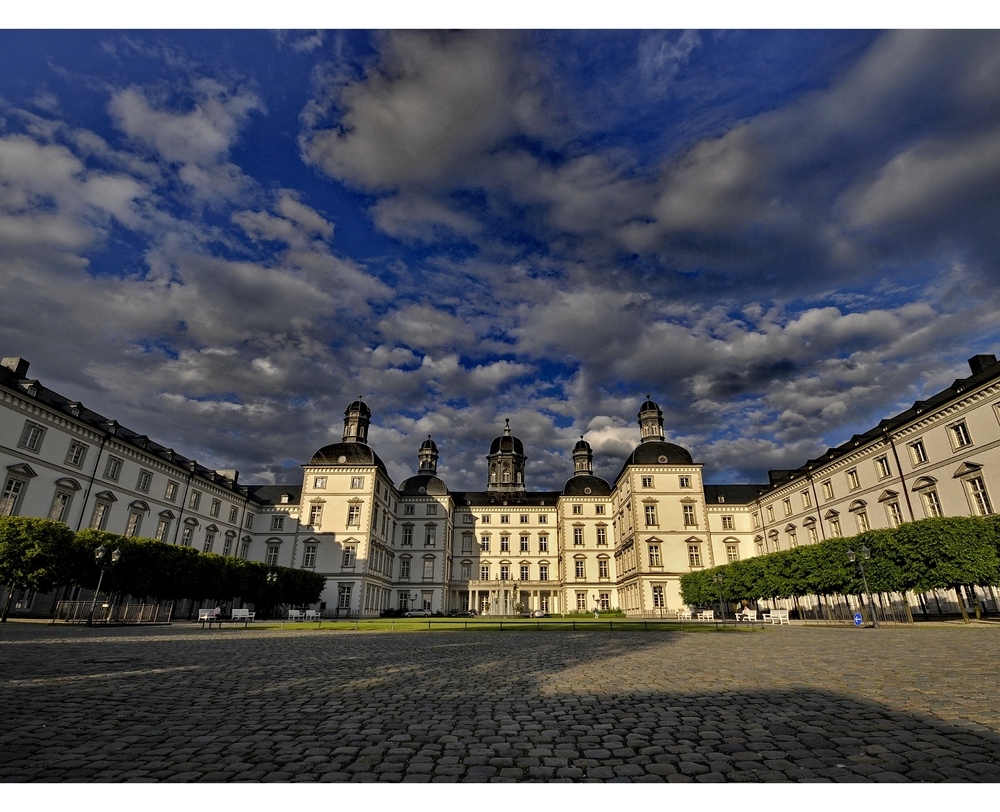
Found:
[2,27,1000,491]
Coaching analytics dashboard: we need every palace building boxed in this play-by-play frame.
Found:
[2,352,999,617]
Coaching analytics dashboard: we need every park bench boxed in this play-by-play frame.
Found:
[697,609,715,621]
[763,609,790,625]
[676,609,693,621]
[737,609,759,622]
[230,608,255,626]
[304,610,320,621]
[286,609,304,621]
[197,609,221,628]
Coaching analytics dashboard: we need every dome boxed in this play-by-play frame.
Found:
[638,396,661,414]
[615,440,695,482]
[345,399,371,418]
[574,437,591,452]
[309,441,387,474]
[488,419,524,456]
[419,436,438,452]
[562,474,612,496]
[399,473,449,496]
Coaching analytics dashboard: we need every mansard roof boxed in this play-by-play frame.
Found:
[246,485,303,506]
[704,484,768,505]
[615,440,695,483]
[308,441,388,474]
[452,491,561,508]
[562,475,612,496]
[399,473,448,496]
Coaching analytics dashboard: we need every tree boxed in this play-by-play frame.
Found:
[0,517,76,622]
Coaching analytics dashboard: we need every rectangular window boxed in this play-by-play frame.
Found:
[641,476,653,488]
[223,536,234,557]
[125,511,142,537]
[156,519,170,541]
[856,511,870,532]
[463,513,474,523]
[594,505,605,515]
[922,489,943,518]
[271,515,285,531]
[517,514,527,524]
[847,469,860,490]
[752,512,761,528]
[520,536,530,552]
[338,585,352,610]
[203,532,215,553]
[460,562,471,580]
[538,536,548,552]
[229,505,239,523]
[538,514,548,523]
[49,491,72,523]
[683,504,696,526]
[403,526,413,546]
[766,505,775,523]
[599,592,610,611]
[520,564,530,581]
[687,544,702,567]
[134,469,151,493]
[18,421,45,452]
[886,501,903,528]
[423,559,434,579]
[652,585,665,608]
[500,536,510,552]
[576,592,587,611]
[822,480,834,500]
[462,535,473,553]
[165,481,178,501]
[574,560,585,579]
[265,545,279,566]
[189,491,201,510]
[648,544,661,566]
[539,564,548,581]
[309,504,323,526]
[500,565,510,581]
[90,502,110,530]
[500,514,510,524]
[399,558,411,579]
[875,456,891,479]
[425,526,436,546]
[481,514,490,523]
[572,504,582,515]
[967,476,994,516]
[480,536,490,552]
[726,544,739,562]
[909,440,928,465]
[573,527,584,545]
[599,559,609,579]
[679,475,692,488]
[950,421,972,449]
[181,526,194,547]
[210,499,221,517]
[343,546,357,567]
[426,504,437,515]
[351,477,364,489]
[721,515,735,530]
[104,456,123,481]
[66,441,88,468]
[801,489,812,509]
[807,524,819,544]
[644,505,657,526]
[313,476,326,489]
[404,504,415,515]
[596,527,607,546]
[347,505,361,526]
[481,564,490,580]
[830,517,842,537]
[302,544,317,568]
[244,514,253,530]
[782,498,792,516]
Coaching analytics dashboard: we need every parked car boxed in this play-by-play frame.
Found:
[447,610,476,617]
[404,608,432,617]
[531,610,551,618]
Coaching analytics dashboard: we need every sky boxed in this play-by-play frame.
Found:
[2,25,1000,492]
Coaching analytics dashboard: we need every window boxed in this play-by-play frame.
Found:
[426,504,437,515]
[856,511,870,532]
[752,512,761,529]
[165,481,178,501]
[401,526,413,546]
[206,498,219,518]
[875,456,891,479]
[203,532,215,553]
[462,514,474,524]
[648,544,661,566]
[573,527,584,546]
[308,504,323,527]
[539,564,549,581]
[48,490,73,523]
[520,564,530,581]
[338,585,352,610]
[687,544,702,567]
[596,527,607,546]
[538,514,548,523]
[788,530,797,548]
[423,559,434,580]
[189,491,201,510]
[572,504,582,515]
[500,514,510,524]
[886,501,903,528]
[223,535,234,557]
[949,421,972,449]
[801,490,812,509]
[90,501,111,530]
[347,505,361,526]
[806,524,818,544]
[644,505,657,526]
[782,498,792,516]
[846,469,860,490]
[652,585,665,608]
[520,536,530,552]
[481,564,490,580]
[229,505,239,523]
[313,476,327,489]
[399,558,411,579]
[404,504,415,515]
[265,545,280,566]
[462,534,473,553]
[500,536,510,552]
[766,505,775,523]
[514,514,526,524]
[721,516,735,530]
[829,517,842,537]
[181,525,195,547]
[481,514,490,523]
[576,592,588,611]
[683,505,696,527]
[125,511,142,537]
[156,518,170,541]
[822,480,834,500]
[343,546,357,567]
[966,476,994,516]
[244,514,253,530]
[303,544,317,568]
[922,489,943,518]
[726,544,739,562]
[641,476,654,488]
[460,562,471,579]
[910,440,928,465]
[425,526,436,546]
[480,536,490,552]
[595,505,605,515]
[18,421,45,452]
[104,456,123,482]
[66,441,88,468]
[599,592,610,611]
[500,565,510,581]
[679,475,692,488]
[575,560,585,579]
[351,477,364,489]
[271,515,285,532]
[538,536,548,552]
[598,559,609,579]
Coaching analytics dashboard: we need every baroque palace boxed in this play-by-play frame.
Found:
[2,353,999,618]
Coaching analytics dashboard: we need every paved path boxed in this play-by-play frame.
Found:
[2,622,998,782]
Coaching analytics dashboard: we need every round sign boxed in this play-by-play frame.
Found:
[337,455,347,463]
[853,612,863,627]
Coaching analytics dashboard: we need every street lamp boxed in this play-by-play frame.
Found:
[846,546,879,629]
[713,572,726,622]
[86,545,121,626]
[266,570,278,619]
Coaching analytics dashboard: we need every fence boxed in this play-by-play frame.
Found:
[53,601,173,624]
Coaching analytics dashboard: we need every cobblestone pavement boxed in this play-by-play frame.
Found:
[2,622,999,782]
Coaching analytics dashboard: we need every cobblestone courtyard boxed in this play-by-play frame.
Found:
[2,622,998,782]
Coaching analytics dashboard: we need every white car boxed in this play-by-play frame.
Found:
[404,608,432,617]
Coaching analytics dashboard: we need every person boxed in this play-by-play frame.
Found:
[211,605,221,619]
[594,608,600,619]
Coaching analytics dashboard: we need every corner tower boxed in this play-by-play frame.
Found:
[342,398,371,444]
[572,437,593,476]
[487,419,526,492]
[638,396,665,443]
[418,436,439,474]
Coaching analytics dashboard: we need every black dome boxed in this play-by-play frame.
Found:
[639,396,661,414]
[562,475,612,496]
[345,400,371,417]
[615,440,694,482]
[489,434,524,455]
[420,436,438,452]
[574,437,591,452]
[399,474,448,496]
[309,442,387,474]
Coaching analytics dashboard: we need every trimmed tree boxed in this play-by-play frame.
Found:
[0,517,76,622]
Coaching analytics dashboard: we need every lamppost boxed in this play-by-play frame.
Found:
[86,545,121,626]
[266,570,278,619]
[714,572,726,622]
[846,546,879,629]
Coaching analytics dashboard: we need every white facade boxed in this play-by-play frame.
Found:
[2,353,999,617]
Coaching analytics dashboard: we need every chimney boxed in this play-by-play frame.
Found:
[218,469,239,485]
[968,354,998,375]
[1,357,30,377]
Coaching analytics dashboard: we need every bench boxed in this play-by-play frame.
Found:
[304,610,320,621]
[737,609,759,622]
[230,608,255,626]
[697,610,715,621]
[197,609,221,628]
[676,610,693,621]
[763,609,790,625]
[286,609,304,621]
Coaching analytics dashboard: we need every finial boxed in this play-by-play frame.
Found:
[504,418,511,435]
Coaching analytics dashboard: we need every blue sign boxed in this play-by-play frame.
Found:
[853,612,863,626]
